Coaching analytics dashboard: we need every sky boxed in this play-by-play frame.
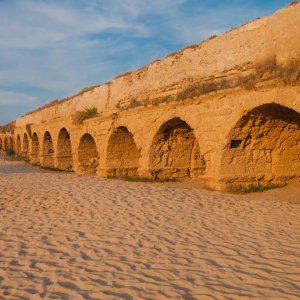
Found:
[0,0,294,124]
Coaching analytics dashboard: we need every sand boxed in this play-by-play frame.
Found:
[0,160,299,300]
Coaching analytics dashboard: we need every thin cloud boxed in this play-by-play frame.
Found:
[0,91,38,106]
[0,0,149,49]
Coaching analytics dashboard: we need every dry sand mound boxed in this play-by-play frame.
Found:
[0,160,299,299]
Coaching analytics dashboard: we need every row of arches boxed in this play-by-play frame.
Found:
[1,103,299,186]
[0,136,14,152]
[0,134,29,157]
[2,117,206,179]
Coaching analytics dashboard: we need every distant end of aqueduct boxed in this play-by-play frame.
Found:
[1,3,300,190]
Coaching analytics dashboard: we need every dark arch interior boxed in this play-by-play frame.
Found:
[23,134,29,160]
[4,137,8,150]
[16,135,21,154]
[0,138,3,151]
[106,126,141,177]
[4,137,13,152]
[220,103,300,187]
[78,133,99,174]
[42,131,54,168]
[57,128,73,171]
[150,117,206,179]
[31,133,40,164]
[10,137,13,151]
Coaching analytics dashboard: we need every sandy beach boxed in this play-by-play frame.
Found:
[0,160,299,300]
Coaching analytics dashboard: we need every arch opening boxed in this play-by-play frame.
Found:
[106,126,141,177]
[149,118,206,179]
[3,137,13,152]
[31,133,40,164]
[16,135,21,155]
[23,133,29,160]
[220,103,300,187]
[10,137,14,152]
[0,138,2,151]
[78,133,99,174]
[42,131,54,168]
[4,137,8,151]
[57,128,73,171]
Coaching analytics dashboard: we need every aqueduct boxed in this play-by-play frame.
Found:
[1,3,300,190]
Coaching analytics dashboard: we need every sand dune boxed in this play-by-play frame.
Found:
[0,160,300,299]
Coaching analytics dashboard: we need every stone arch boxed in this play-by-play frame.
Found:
[106,126,141,177]
[4,137,8,150]
[4,136,13,152]
[0,138,2,150]
[31,133,40,164]
[23,133,29,159]
[78,133,99,174]
[149,117,206,179]
[220,103,300,187]
[16,135,21,154]
[57,128,73,171]
[9,137,13,151]
[42,131,54,168]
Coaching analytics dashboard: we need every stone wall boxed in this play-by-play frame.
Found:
[1,3,300,190]
[15,4,300,127]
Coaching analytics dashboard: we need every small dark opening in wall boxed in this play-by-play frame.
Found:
[230,139,243,149]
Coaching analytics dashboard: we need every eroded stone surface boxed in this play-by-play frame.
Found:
[22,133,29,160]
[150,118,206,179]
[221,104,300,187]
[57,128,73,171]
[42,132,54,169]
[106,127,141,177]
[78,134,99,174]
[31,133,40,165]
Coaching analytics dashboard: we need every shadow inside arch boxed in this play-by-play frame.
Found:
[149,117,206,180]
[57,128,73,171]
[220,103,300,189]
[78,133,99,174]
[106,126,141,177]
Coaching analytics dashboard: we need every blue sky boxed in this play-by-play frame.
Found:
[0,0,293,124]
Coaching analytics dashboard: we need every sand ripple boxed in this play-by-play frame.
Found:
[0,161,300,299]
